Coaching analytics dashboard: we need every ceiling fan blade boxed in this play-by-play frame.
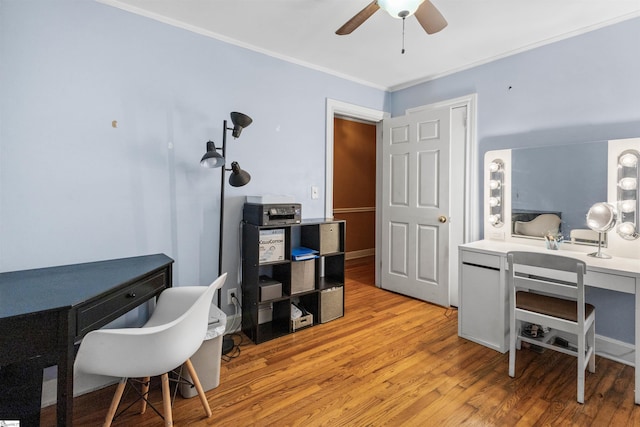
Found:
[336,1,380,35]
[414,0,448,35]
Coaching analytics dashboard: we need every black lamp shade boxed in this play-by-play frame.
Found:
[200,141,225,168]
[229,161,251,187]
[230,112,252,138]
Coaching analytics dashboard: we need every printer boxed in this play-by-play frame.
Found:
[243,203,301,226]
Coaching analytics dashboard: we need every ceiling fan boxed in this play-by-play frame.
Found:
[336,0,448,36]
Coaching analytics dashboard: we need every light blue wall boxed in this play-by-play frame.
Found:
[0,0,388,317]
[392,17,640,144]
[392,17,640,344]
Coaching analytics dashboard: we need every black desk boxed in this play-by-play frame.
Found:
[0,253,174,426]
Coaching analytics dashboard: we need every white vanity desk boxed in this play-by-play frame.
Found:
[469,137,640,402]
[458,239,640,403]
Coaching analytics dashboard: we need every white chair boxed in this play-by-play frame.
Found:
[75,273,227,426]
[507,252,595,403]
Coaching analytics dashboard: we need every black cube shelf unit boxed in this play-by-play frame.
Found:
[242,218,345,344]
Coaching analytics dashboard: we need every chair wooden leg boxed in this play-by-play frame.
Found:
[140,376,150,414]
[184,358,213,418]
[161,373,173,427]
[104,378,127,427]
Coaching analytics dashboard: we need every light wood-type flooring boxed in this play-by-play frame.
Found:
[41,256,639,426]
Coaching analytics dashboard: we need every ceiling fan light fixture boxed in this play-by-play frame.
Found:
[378,0,424,18]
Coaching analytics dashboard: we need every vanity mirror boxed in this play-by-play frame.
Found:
[510,141,608,246]
[586,202,617,258]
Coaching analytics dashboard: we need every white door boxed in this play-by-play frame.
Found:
[381,106,451,306]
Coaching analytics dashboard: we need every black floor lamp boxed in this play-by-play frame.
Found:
[200,111,252,354]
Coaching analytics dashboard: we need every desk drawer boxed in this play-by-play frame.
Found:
[460,250,501,270]
[76,270,168,338]
[586,271,636,294]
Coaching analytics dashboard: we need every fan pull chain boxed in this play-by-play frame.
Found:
[401,17,406,54]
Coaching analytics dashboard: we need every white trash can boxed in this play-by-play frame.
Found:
[179,303,227,398]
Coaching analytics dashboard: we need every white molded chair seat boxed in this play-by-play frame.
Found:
[75,273,227,426]
[507,252,595,404]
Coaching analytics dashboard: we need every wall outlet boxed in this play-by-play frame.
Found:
[227,288,237,305]
[311,185,319,200]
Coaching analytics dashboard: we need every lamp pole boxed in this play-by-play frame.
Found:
[201,112,252,307]
[217,119,228,308]
[201,112,252,356]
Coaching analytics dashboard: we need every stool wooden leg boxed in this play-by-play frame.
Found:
[161,373,173,426]
[184,358,212,418]
[140,376,150,414]
[104,378,126,427]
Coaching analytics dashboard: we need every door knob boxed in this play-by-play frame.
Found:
[438,215,448,223]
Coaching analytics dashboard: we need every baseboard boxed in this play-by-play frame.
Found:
[42,378,58,408]
[225,313,242,333]
[345,248,374,260]
[550,331,634,367]
[595,334,635,367]
[42,374,119,408]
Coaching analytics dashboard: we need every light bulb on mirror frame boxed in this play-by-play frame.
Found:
[619,177,638,190]
[619,152,639,168]
[488,214,501,225]
[489,197,501,207]
[617,222,637,239]
[619,199,637,213]
[488,161,502,173]
[489,179,501,190]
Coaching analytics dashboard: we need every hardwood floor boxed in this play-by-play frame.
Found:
[42,256,639,426]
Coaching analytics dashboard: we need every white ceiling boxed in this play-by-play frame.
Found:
[100,0,640,91]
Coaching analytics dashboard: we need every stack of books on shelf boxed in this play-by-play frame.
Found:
[291,247,318,261]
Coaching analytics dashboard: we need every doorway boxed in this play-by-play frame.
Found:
[325,96,478,306]
[333,116,377,262]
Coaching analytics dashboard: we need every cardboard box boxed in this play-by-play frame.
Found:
[259,229,285,263]
[258,303,273,324]
[291,259,315,294]
[291,313,313,331]
[259,276,282,301]
[320,223,341,254]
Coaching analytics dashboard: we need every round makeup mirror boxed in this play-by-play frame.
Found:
[586,202,617,258]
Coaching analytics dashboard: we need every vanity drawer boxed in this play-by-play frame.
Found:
[460,250,501,270]
[76,270,168,338]
[586,271,636,294]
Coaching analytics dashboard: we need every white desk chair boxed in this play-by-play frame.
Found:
[75,273,227,426]
[507,252,595,403]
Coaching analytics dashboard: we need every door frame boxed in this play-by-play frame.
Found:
[325,95,479,298]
